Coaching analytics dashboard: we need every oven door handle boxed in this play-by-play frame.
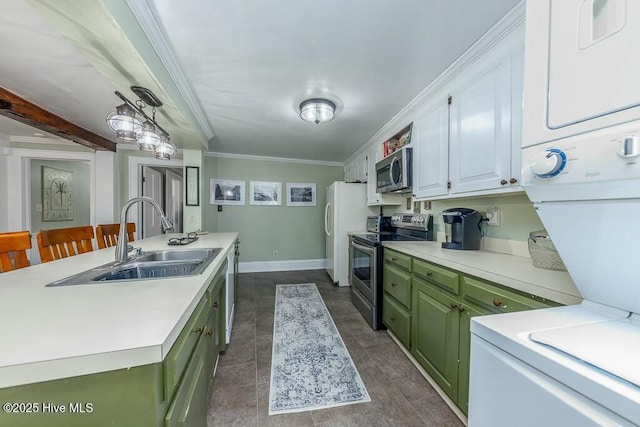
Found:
[350,240,375,255]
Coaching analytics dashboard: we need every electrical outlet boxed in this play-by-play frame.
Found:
[486,206,501,226]
[273,250,278,258]
[188,215,195,224]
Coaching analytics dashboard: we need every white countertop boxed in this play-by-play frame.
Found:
[0,232,238,388]
[383,241,582,306]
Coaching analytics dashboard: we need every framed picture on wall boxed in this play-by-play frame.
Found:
[286,183,316,206]
[185,166,200,206]
[42,166,74,221]
[210,179,245,205]
[249,181,282,206]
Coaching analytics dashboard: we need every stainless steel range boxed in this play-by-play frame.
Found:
[349,213,434,329]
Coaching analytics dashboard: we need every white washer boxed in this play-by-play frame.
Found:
[469,122,640,426]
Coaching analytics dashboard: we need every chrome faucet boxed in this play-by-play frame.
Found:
[114,196,174,264]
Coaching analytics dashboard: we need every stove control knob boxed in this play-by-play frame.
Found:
[618,136,640,158]
[529,149,566,178]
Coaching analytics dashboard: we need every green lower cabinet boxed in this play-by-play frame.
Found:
[0,363,166,427]
[165,336,209,427]
[382,294,411,348]
[0,263,229,427]
[456,304,488,415]
[411,277,460,401]
[381,250,562,416]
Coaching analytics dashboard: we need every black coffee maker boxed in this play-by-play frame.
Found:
[441,208,482,250]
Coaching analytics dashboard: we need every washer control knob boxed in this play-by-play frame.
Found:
[618,136,640,158]
[529,149,567,178]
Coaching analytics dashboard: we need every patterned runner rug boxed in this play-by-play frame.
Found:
[269,283,371,415]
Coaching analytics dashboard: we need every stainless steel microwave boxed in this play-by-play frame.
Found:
[375,147,412,193]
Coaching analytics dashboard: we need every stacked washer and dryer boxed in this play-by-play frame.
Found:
[469,2,640,426]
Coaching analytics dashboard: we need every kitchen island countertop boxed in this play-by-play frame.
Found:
[383,241,581,306]
[0,232,238,388]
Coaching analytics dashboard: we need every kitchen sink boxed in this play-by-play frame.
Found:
[46,247,222,287]
[133,248,219,263]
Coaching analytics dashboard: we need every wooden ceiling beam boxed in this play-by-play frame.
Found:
[0,86,116,152]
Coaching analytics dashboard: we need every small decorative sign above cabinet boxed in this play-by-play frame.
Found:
[383,123,412,157]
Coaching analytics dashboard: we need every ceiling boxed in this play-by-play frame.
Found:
[0,0,520,162]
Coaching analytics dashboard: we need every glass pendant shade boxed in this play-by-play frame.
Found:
[299,98,336,124]
[106,104,142,141]
[137,121,161,151]
[107,88,176,160]
[155,134,177,160]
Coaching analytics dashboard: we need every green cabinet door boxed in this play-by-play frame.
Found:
[457,304,488,415]
[382,294,411,348]
[165,337,208,427]
[411,277,460,401]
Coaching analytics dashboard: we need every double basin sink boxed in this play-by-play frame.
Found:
[47,248,222,287]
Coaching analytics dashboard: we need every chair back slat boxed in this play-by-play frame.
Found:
[0,231,32,272]
[95,223,136,249]
[37,226,94,263]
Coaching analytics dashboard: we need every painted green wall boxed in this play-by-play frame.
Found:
[203,156,343,262]
[30,159,91,232]
[386,193,544,242]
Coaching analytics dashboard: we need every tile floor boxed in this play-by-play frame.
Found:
[207,270,464,426]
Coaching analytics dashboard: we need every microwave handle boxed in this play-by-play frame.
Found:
[389,157,400,186]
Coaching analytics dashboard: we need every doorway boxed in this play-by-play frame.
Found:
[141,165,183,237]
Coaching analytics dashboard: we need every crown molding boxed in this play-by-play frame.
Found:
[125,0,215,141]
[205,151,343,167]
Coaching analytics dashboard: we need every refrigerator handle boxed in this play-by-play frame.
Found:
[324,202,331,236]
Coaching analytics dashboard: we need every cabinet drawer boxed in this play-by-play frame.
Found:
[383,294,411,348]
[383,265,412,309]
[384,248,412,272]
[462,276,553,313]
[165,296,210,400]
[413,258,460,295]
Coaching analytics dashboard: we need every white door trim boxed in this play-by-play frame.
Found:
[7,148,97,232]
[7,148,96,263]
[127,155,183,238]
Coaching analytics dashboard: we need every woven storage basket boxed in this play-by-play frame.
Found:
[528,230,567,271]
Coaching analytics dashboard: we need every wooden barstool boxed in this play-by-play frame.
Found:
[37,226,94,263]
[0,231,32,272]
[95,223,136,249]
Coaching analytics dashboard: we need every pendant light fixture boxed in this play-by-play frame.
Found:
[299,98,336,124]
[106,104,142,141]
[105,86,176,159]
[155,134,177,160]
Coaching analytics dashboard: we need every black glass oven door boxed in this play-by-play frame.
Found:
[349,239,376,303]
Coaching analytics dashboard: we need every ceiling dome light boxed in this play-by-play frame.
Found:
[106,103,142,141]
[137,121,161,151]
[299,98,336,124]
[155,134,177,160]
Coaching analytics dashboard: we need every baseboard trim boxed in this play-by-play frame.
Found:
[238,259,327,273]
[387,330,468,426]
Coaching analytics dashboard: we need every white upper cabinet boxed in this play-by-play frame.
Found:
[413,92,450,199]
[344,152,368,183]
[449,31,519,194]
[412,18,524,200]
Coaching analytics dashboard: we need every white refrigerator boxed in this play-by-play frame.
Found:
[325,182,374,286]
